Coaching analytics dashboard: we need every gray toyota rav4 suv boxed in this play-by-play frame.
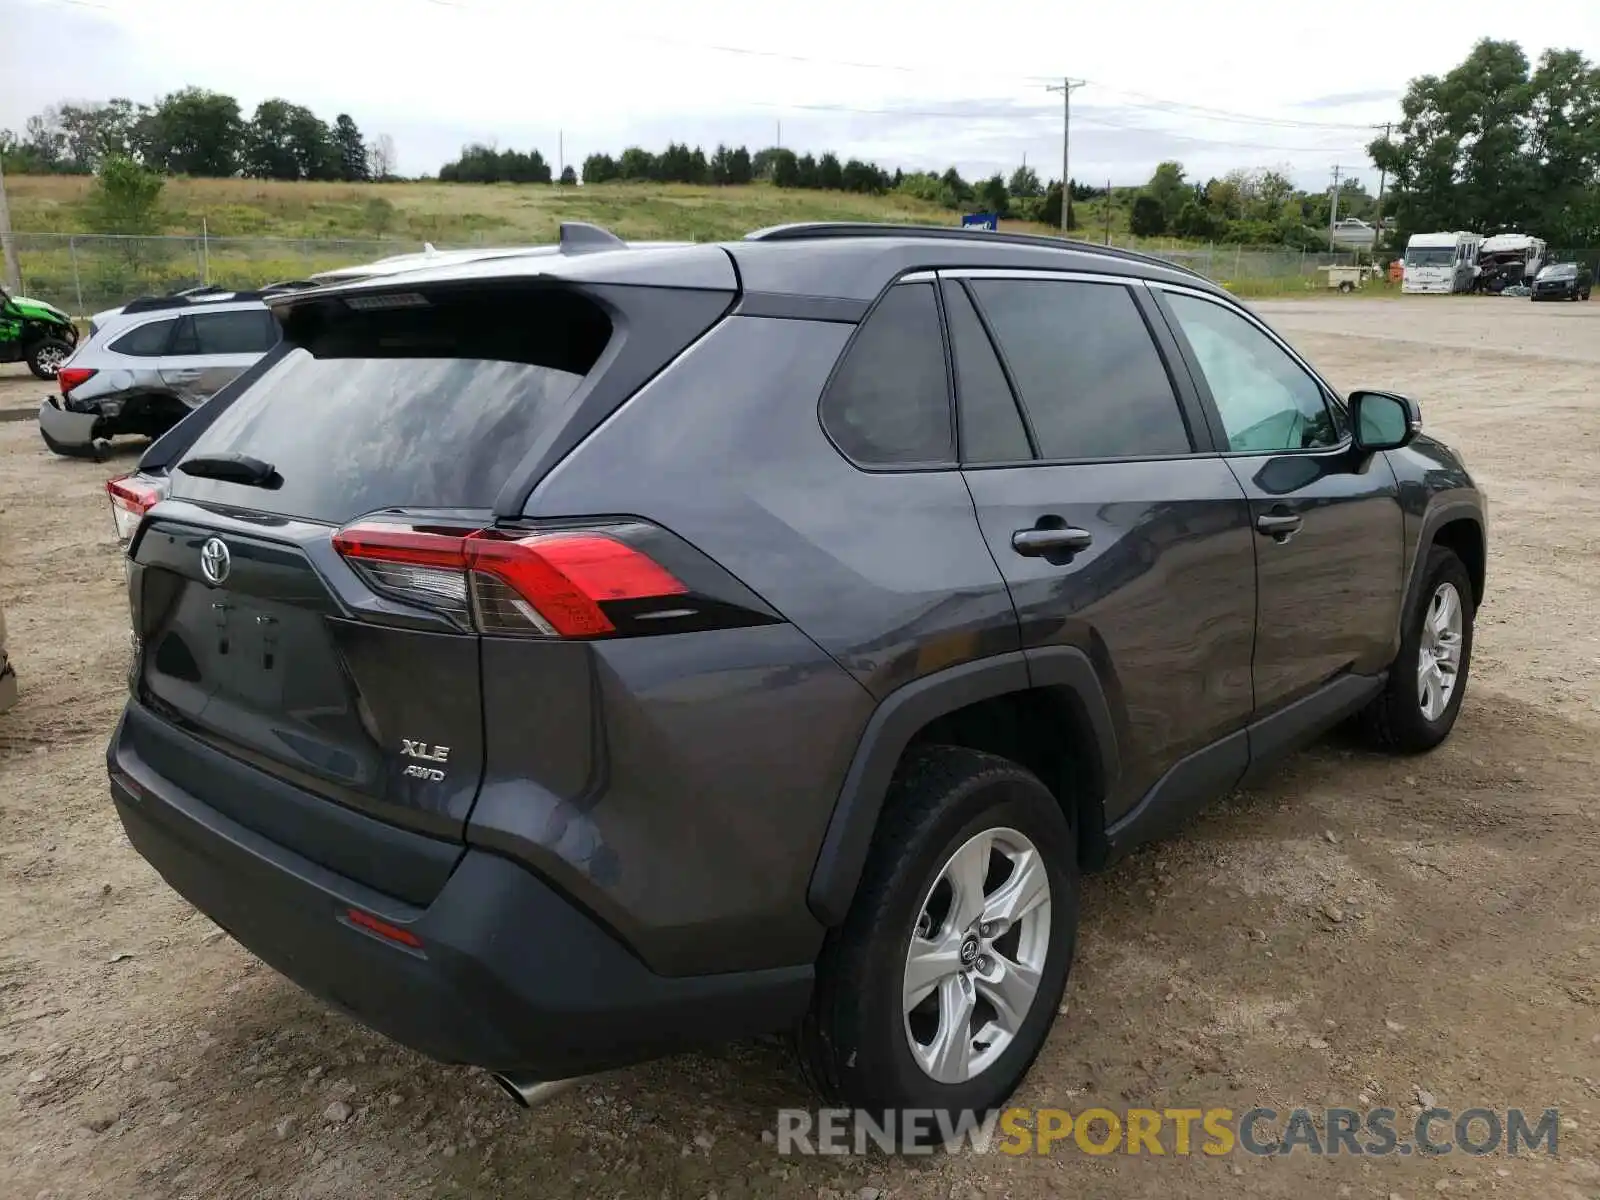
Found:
[105,222,1485,1119]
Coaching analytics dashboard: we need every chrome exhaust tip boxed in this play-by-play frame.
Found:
[487,1071,582,1109]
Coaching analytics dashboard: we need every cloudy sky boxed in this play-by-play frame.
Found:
[3,0,1597,190]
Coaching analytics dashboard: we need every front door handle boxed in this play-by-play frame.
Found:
[1255,511,1303,541]
[1012,527,1094,558]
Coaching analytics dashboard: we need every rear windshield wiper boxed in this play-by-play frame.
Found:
[176,454,282,489]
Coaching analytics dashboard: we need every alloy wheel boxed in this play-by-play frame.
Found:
[35,344,68,376]
[902,827,1052,1084]
[1417,581,1464,721]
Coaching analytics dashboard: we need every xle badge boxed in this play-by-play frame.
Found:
[401,739,450,782]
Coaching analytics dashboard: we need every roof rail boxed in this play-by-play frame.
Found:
[743,221,1208,281]
[559,221,628,255]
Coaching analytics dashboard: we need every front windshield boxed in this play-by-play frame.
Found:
[1405,247,1456,266]
[1537,264,1576,280]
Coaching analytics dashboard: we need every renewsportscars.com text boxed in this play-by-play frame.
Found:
[774,1106,1561,1157]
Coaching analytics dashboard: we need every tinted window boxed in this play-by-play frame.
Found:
[822,283,952,466]
[171,287,611,524]
[1163,293,1340,453]
[971,280,1190,460]
[110,318,177,357]
[187,309,280,355]
[943,282,1031,464]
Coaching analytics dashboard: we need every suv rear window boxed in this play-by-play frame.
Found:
[820,282,953,467]
[170,286,612,524]
[110,318,176,357]
[170,309,281,355]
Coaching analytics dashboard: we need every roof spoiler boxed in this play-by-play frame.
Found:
[559,222,627,256]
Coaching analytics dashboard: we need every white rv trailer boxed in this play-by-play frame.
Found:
[1402,231,1483,294]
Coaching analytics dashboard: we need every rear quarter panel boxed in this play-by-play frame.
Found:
[515,315,1022,972]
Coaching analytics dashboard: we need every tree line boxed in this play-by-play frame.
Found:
[1103,40,1600,251]
[1113,161,1377,249]
[437,140,1088,225]
[1369,39,1600,247]
[0,90,398,182]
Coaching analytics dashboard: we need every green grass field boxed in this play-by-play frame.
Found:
[7,174,1062,242]
[6,175,1342,307]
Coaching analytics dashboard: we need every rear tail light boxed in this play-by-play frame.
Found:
[107,473,168,544]
[58,366,96,396]
[333,521,693,639]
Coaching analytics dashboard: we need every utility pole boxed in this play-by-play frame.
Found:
[1327,164,1343,253]
[1372,122,1392,262]
[776,120,781,150]
[1045,77,1085,233]
[0,155,20,293]
[1104,177,1112,245]
[558,129,564,184]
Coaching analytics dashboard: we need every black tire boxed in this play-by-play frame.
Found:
[797,745,1077,1127]
[1360,547,1474,753]
[26,337,73,380]
[1338,281,1354,294]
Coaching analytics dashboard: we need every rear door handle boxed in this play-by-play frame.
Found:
[1011,527,1094,558]
[1255,512,1303,540]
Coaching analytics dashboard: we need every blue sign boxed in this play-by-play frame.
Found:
[961,212,999,232]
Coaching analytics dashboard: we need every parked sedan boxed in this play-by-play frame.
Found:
[1531,262,1593,301]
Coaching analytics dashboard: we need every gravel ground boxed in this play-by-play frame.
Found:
[2,296,1599,1199]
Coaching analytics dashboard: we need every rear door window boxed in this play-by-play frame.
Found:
[171,309,281,355]
[110,318,177,357]
[820,282,953,466]
[942,281,1032,464]
[970,279,1192,460]
[170,286,613,524]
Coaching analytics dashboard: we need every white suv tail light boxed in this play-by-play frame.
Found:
[107,473,168,545]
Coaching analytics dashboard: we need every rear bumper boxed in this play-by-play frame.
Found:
[107,710,812,1077]
[37,397,99,455]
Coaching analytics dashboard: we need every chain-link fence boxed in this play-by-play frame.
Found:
[7,233,417,314]
[1150,244,1367,290]
[6,231,1379,314]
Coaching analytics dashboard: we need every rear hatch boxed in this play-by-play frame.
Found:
[125,265,735,884]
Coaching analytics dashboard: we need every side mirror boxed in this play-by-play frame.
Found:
[1350,389,1421,452]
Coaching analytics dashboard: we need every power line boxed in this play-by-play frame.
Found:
[755,100,1374,155]
[1083,84,1388,131]
[753,100,1057,122]
[1068,112,1374,155]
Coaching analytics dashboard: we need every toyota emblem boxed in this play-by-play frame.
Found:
[200,537,231,586]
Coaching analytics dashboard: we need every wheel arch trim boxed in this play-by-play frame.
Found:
[1406,502,1485,624]
[805,648,1118,927]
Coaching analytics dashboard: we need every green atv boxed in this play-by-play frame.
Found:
[0,285,78,379]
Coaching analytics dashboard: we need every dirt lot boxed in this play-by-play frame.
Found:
[3,296,1600,1199]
